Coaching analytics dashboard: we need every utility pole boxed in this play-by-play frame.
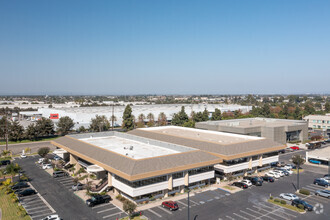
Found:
[297,159,300,189]
[111,104,114,131]
[5,109,8,151]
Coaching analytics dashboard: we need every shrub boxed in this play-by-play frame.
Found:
[280,200,286,205]
[53,167,61,171]
[299,189,310,195]
[78,175,88,181]
[297,204,305,210]
[274,198,280,203]
[269,196,273,200]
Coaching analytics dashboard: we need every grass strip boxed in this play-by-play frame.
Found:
[268,199,305,213]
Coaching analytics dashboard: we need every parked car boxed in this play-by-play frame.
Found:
[265,171,280,178]
[53,171,68,178]
[86,195,111,207]
[273,170,285,177]
[72,183,84,191]
[42,214,62,220]
[232,182,248,189]
[20,154,27,158]
[278,149,286,154]
[291,199,313,211]
[162,201,179,211]
[43,164,52,169]
[243,176,262,186]
[324,174,330,178]
[321,178,329,183]
[274,168,290,176]
[290,146,300,151]
[240,179,252,187]
[325,139,330,143]
[38,158,45,164]
[11,182,29,190]
[277,168,293,175]
[262,176,275,182]
[314,178,330,187]
[315,189,330,198]
[292,165,303,170]
[283,164,294,170]
[17,188,37,197]
[53,156,62,161]
[0,160,11,166]
[280,193,299,201]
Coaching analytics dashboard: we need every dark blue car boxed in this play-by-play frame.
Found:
[291,199,313,211]
[314,178,329,187]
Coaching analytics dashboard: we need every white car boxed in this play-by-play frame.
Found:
[42,164,52,169]
[279,193,299,201]
[38,158,45,164]
[265,171,280,179]
[42,214,61,220]
[240,179,252,187]
[283,165,293,170]
[273,170,285,177]
[20,154,27,158]
[282,168,293,175]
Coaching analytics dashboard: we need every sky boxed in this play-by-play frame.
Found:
[0,0,329,95]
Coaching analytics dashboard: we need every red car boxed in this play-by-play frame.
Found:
[162,201,179,211]
[290,146,300,150]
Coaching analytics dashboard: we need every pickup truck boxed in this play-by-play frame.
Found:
[86,195,111,207]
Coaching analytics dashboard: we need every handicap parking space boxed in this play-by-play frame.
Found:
[91,203,126,219]
[221,202,298,220]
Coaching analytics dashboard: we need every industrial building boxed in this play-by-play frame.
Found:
[195,118,308,145]
[20,104,252,129]
[51,126,284,202]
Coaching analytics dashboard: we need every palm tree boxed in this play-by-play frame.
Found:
[158,112,167,126]
[147,113,155,127]
[1,150,12,158]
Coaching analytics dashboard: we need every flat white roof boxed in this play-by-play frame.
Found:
[307,147,330,160]
[79,136,181,159]
[141,126,262,145]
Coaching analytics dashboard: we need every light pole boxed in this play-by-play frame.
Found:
[185,186,190,220]
[297,158,300,189]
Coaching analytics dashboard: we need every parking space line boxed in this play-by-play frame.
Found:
[97,207,118,213]
[31,212,55,219]
[302,187,315,192]
[25,205,48,212]
[91,203,112,209]
[253,205,288,220]
[259,203,297,218]
[28,182,56,213]
[148,209,162,218]
[22,200,44,205]
[177,200,188,207]
[28,209,51,215]
[308,184,327,189]
[304,195,328,203]
[186,198,199,205]
[156,206,173,215]
[59,179,73,184]
[102,211,124,219]
[252,206,282,220]
[240,210,258,218]
[225,216,235,220]
[233,212,249,220]
[246,208,272,219]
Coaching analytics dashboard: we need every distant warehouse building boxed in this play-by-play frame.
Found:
[195,118,308,145]
[52,126,285,203]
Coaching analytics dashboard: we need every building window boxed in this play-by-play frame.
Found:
[262,151,278,158]
[188,166,214,176]
[222,157,248,166]
[286,130,301,142]
[313,120,316,123]
[172,172,184,179]
[115,175,167,188]
[252,155,259,161]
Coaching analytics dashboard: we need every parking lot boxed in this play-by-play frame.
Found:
[20,182,56,220]
[142,162,329,220]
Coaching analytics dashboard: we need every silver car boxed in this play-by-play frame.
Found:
[72,183,84,191]
[279,193,299,201]
[315,189,330,198]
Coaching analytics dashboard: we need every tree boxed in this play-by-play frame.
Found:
[294,106,301,120]
[1,150,12,158]
[25,124,38,140]
[110,115,117,129]
[193,112,203,122]
[211,108,221,120]
[146,113,155,127]
[0,116,11,139]
[122,105,135,131]
[281,105,289,119]
[89,115,110,132]
[158,112,167,126]
[292,155,305,167]
[78,126,87,133]
[171,106,189,126]
[137,114,145,123]
[183,120,195,128]
[9,121,24,142]
[123,200,137,218]
[38,147,50,158]
[325,102,330,113]
[35,117,55,137]
[57,116,74,135]
[262,104,271,117]
[202,108,209,121]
